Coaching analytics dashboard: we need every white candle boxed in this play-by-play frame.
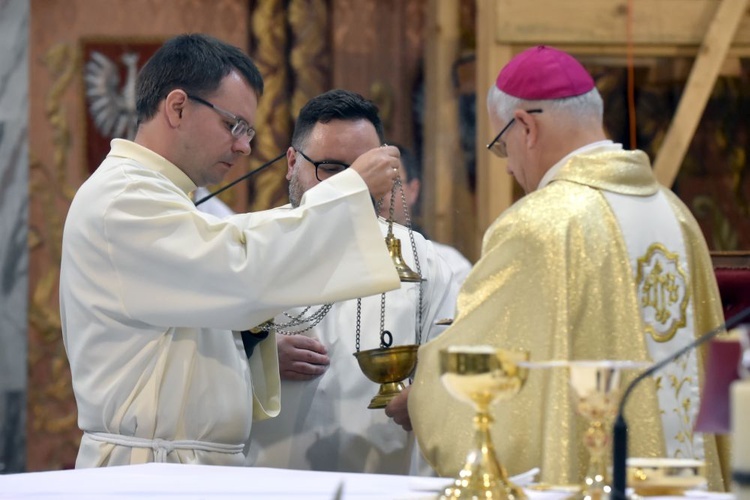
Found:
[732,378,750,499]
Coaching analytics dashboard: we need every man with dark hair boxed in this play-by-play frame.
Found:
[246,89,459,474]
[61,35,402,468]
[287,89,385,207]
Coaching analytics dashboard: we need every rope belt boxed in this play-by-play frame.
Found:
[85,431,244,463]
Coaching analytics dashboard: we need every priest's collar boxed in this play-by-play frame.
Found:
[107,139,197,195]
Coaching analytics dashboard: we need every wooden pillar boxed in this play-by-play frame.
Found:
[422,0,461,243]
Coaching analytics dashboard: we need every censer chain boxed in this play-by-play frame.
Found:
[354,174,425,350]
[259,303,333,336]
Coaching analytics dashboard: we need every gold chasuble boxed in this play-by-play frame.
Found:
[409,149,728,489]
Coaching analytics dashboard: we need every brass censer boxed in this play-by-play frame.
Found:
[353,168,423,409]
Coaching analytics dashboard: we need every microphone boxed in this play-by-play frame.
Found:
[611,305,750,499]
[193,151,285,357]
[195,152,286,206]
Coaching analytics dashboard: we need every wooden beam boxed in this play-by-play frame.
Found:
[653,0,749,187]
[547,44,750,59]
[494,0,750,47]
[422,0,461,243]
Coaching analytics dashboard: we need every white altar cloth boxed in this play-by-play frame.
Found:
[0,463,445,500]
[0,462,735,500]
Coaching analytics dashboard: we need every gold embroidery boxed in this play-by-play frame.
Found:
[636,243,690,342]
[665,357,697,457]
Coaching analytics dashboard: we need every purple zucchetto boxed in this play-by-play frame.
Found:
[495,45,595,100]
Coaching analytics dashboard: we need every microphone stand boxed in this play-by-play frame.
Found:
[193,151,285,358]
[194,152,286,206]
[611,305,750,499]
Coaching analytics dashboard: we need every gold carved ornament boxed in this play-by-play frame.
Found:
[28,42,82,470]
[289,0,330,117]
[249,0,291,212]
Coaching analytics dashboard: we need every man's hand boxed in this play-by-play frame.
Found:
[385,384,412,431]
[349,145,401,201]
[277,335,330,381]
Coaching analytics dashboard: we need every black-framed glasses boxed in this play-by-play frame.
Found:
[296,149,350,181]
[486,108,543,158]
[187,94,256,141]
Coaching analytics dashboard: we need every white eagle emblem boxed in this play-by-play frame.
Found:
[84,51,139,140]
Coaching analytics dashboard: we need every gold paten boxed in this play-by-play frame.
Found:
[438,346,529,500]
[353,344,419,409]
[386,231,422,283]
[626,458,706,496]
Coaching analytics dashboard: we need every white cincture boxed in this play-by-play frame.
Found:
[85,432,244,463]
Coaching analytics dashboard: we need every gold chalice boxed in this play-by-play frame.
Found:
[353,344,419,409]
[439,345,529,500]
[566,361,649,500]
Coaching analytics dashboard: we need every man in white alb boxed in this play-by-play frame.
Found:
[245,89,459,474]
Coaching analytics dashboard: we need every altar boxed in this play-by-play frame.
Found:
[0,462,737,500]
[4,463,440,499]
